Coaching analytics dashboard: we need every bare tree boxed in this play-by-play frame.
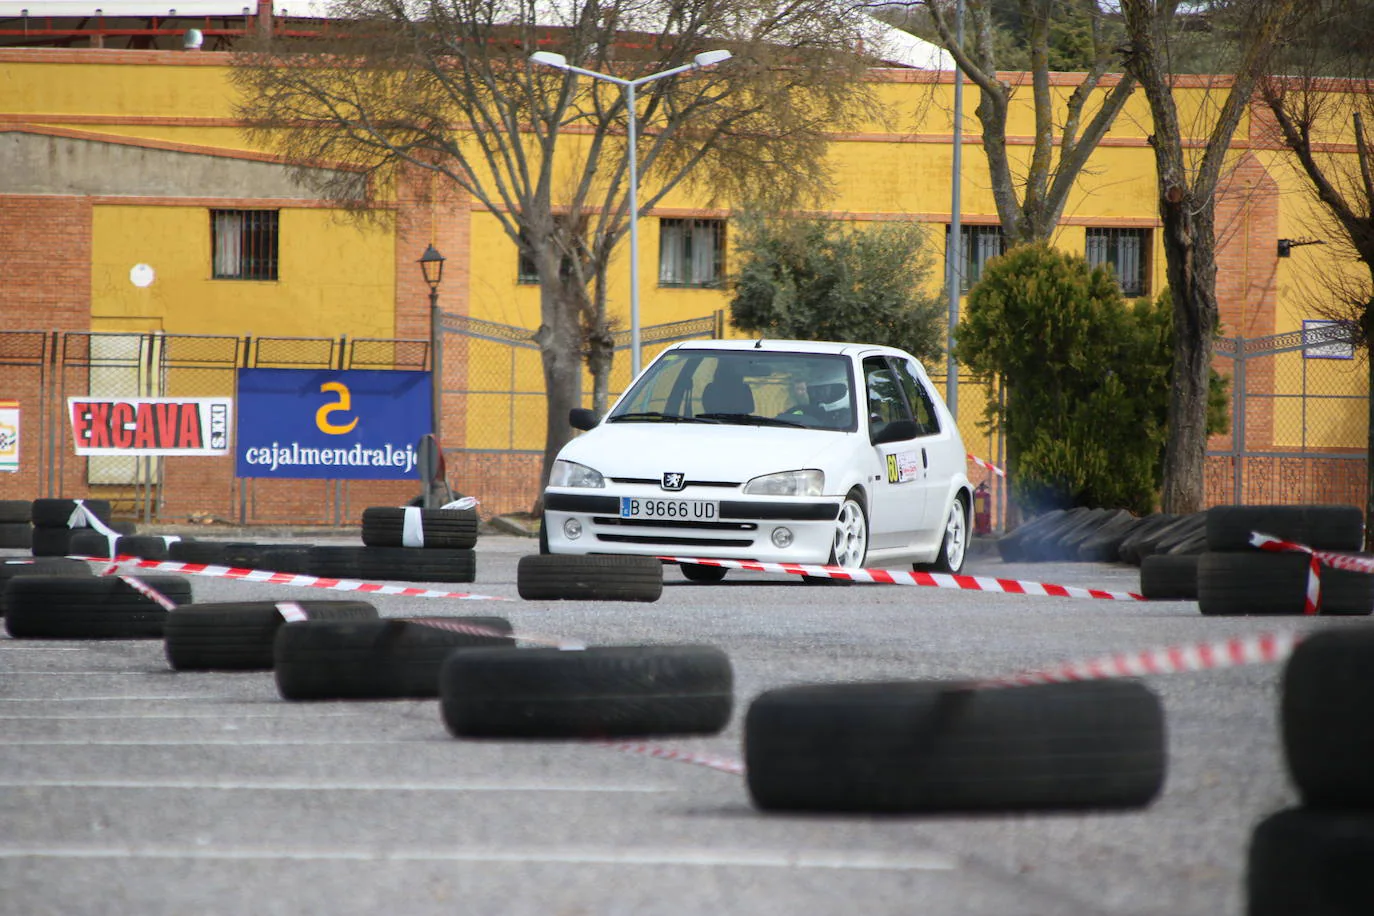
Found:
[230,0,883,509]
[1259,0,1374,545]
[891,0,1137,245]
[1118,0,1303,513]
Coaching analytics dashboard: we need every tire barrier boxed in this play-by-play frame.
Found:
[516,555,664,602]
[3,574,191,638]
[1246,808,1374,916]
[69,531,183,561]
[307,545,476,584]
[361,506,479,550]
[164,600,380,671]
[1139,554,1200,601]
[744,679,1166,813]
[1245,625,1374,916]
[440,645,732,738]
[274,616,515,700]
[1280,627,1374,807]
[0,522,31,549]
[1208,504,1364,553]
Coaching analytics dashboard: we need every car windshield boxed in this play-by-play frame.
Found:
[608,349,857,431]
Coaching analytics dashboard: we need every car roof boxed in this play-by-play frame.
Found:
[668,338,906,359]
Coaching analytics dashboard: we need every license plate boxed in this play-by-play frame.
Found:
[619,497,718,521]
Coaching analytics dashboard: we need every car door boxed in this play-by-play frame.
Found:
[892,356,955,547]
[861,356,927,550]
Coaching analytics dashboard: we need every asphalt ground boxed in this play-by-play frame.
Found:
[0,531,1358,916]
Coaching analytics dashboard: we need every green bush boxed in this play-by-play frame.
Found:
[956,243,1199,515]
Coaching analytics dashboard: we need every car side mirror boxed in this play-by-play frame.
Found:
[569,407,600,431]
[871,418,919,445]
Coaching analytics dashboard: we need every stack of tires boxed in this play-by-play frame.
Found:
[70,530,187,561]
[28,497,124,558]
[1196,505,1371,616]
[3,572,191,638]
[1247,628,1374,915]
[304,505,480,584]
[168,539,305,574]
[0,500,32,549]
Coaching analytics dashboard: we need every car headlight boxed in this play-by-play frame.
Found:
[743,469,824,497]
[549,459,605,488]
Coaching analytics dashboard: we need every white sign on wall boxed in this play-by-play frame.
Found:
[0,400,18,473]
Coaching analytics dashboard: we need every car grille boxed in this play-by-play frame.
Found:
[590,515,757,549]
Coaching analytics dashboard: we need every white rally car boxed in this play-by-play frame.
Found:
[541,339,972,581]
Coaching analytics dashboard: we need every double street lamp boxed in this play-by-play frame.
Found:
[419,244,446,438]
[530,48,733,378]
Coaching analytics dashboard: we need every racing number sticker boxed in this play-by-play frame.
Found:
[886,450,921,484]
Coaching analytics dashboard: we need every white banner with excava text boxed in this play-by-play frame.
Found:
[68,397,233,456]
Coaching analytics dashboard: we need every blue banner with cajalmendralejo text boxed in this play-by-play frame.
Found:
[235,368,431,480]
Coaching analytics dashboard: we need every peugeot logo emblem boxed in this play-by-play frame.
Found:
[661,472,686,491]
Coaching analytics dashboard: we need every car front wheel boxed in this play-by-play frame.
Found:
[830,493,869,568]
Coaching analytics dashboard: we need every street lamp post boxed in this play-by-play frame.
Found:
[419,244,446,439]
[530,48,732,378]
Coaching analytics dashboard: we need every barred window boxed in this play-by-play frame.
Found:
[518,219,579,284]
[1087,227,1149,297]
[948,225,1006,291]
[659,218,724,288]
[211,209,278,281]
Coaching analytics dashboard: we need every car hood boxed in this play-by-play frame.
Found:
[556,423,855,484]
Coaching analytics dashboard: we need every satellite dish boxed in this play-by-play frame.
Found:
[183,28,203,50]
[130,264,155,288]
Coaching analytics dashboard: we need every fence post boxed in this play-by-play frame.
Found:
[1233,335,1246,506]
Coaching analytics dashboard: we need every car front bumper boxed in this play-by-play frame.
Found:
[543,490,842,563]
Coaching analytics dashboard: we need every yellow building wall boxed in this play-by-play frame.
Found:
[91,205,396,339]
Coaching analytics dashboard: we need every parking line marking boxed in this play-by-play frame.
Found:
[0,779,666,793]
[0,739,430,746]
[0,845,958,871]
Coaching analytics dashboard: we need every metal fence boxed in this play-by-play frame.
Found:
[1207,324,1368,508]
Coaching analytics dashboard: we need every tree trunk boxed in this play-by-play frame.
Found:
[531,266,584,516]
[1159,199,1219,514]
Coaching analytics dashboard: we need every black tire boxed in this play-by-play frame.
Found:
[164,600,379,671]
[67,529,120,559]
[1116,514,1181,565]
[1208,504,1365,553]
[1247,808,1374,916]
[744,678,1166,813]
[306,545,476,583]
[1165,529,1208,556]
[996,509,1068,562]
[259,545,314,575]
[440,645,733,738]
[679,563,728,583]
[274,617,515,700]
[0,557,94,614]
[1030,508,1115,562]
[1021,507,1100,562]
[360,506,478,550]
[29,497,113,528]
[31,526,78,557]
[4,574,192,638]
[1140,554,1200,601]
[0,522,32,549]
[1197,551,1374,616]
[0,499,31,523]
[517,554,662,601]
[1281,627,1374,807]
[1076,512,1147,562]
[1147,513,1207,558]
[168,540,278,571]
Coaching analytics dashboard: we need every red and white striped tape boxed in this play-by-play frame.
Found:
[1249,532,1335,615]
[403,616,585,651]
[658,556,1145,601]
[75,555,511,601]
[114,574,179,611]
[599,741,746,776]
[981,630,1301,688]
[967,454,1006,477]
